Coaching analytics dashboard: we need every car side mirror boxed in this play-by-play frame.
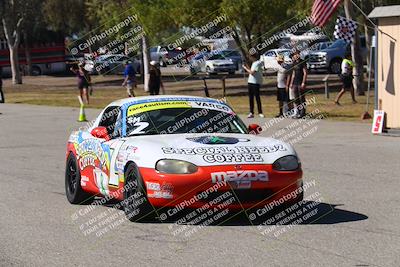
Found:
[91,126,110,141]
[248,124,262,135]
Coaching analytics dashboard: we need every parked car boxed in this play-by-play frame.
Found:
[307,38,367,74]
[217,50,243,70]
[190,52,236,75]
[189,52,209,74]
[150,46,168,67]
[86,54,141,75]
[261,49,292,73]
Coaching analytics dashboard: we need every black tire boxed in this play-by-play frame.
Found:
[31,66,42,76]
[122,163,154,222]
[65,153,93,204]
[329,59,342,74]
[206,66,213,75]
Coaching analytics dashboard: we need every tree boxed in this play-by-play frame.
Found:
[0,0,27,84]
[43,0,89,36]
[21,0,44,76]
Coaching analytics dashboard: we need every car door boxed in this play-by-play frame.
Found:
[264,50,278,73]
[92,106,126,195]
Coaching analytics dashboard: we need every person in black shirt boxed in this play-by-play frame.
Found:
[0,67,4,103]
[289,50,308,118]
[149,61,164,95]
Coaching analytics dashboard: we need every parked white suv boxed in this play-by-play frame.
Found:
[261,49,292,73]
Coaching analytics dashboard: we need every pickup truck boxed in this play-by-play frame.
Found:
[307,38,367,74]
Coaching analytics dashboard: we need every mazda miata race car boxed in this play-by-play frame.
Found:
[65,95,303,222]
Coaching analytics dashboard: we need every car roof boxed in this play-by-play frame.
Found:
[264,49,291,54]
[108,95,227,108]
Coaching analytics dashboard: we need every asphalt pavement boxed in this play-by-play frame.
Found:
[0,103,399,267]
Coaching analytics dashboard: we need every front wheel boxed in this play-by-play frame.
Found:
[122,164,154,222]
[65,153,93,204]
[329,59,342,74]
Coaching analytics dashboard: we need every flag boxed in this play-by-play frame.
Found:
[311,0,342,27]
[334,16,357,44]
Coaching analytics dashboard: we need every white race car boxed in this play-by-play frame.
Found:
[65,95,303,222]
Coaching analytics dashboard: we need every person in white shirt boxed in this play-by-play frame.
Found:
[275,55,291,117]
[334,53,357,105]
[242,53,264,118]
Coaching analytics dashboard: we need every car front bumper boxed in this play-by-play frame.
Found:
[139,164,303,211]
[307,62,328,70]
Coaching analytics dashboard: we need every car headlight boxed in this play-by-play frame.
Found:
[273,155,300,171]
[156,159,198,174]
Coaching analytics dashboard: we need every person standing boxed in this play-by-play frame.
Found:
[0,67,4,103]
[289,50,307,118]
[122,60,136,97]
[148,61,164,95]
[334,53,357,105]
[275,54,291,117]
[70,63,91,105]
[242,53,264,118]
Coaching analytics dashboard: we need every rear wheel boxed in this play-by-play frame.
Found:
[65,153,93,204]
[122,163,154,222]
[31,66,42,76]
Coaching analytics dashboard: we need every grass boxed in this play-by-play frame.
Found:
[2,73,375,122]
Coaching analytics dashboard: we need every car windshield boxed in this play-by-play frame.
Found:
[327,40,346,49]
[126,107,248,136]
[208,54,226,60]
[221,51,240,57]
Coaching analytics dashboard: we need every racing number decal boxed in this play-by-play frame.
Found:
[127,117,149,135]
[108,141,125,187]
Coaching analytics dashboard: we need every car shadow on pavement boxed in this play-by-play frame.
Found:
[212,202,368,226]
[100,198,368,226]
[132,201,368,226]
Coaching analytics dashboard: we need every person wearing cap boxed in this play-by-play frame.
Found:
[334,53,357,105]
[122,60,136,97]
[275,54,291,117]
[148,60,164,95]
[289,50,307,118]
[70,62,91,104]
[242,52,264,118]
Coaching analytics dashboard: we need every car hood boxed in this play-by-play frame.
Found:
[118,133,297,168]
[309,51,327,56]
[207,60,234,65]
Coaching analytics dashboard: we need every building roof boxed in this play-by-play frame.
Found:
[369,5,400,18]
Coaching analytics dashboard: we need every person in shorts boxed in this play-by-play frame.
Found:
[334,53,357,105]
[275,54,291,117]
[122,60,136,97]
[289,50,307,118]
[70,63,91,104]
[242,52,264,118]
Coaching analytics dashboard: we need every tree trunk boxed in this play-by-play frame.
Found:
[2,18,23,84]
[344,0,365,95]
[23,31,32,76]
[142,36,150,92]
[232,28,250,64]
[9,46,22,84]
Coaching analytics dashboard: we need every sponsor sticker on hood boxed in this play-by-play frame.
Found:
[186,136,250,145]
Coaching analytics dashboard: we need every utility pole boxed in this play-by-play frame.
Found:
[344,0,365,95]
